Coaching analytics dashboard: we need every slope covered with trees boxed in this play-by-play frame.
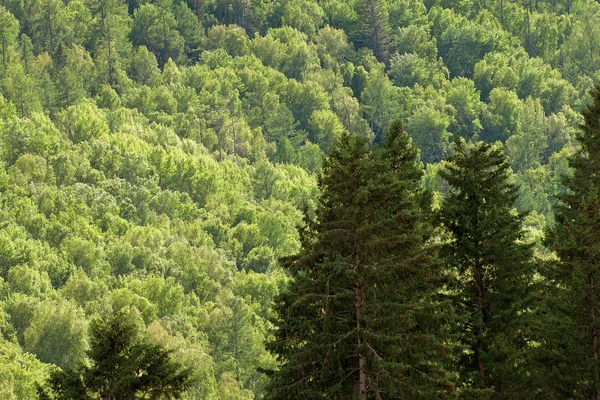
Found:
[1,0,600,398]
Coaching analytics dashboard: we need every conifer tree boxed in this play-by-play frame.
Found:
[545,84,600,399]
[39,311,191,399]
[439,140,533,398]
[355,0,393,64]
[268,122,454,399]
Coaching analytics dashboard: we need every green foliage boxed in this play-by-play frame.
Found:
[269,124,454,398]
[406,104,452,163]
[24,299,88,369]
[0,0,598,396]
[130,0,185,65]
[40,310,191,399]
[0,6,19,68]
[544,84,600,397]
[0,338,51,399]
[439,140,533,397]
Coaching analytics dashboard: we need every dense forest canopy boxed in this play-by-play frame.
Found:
[1,0,600,398]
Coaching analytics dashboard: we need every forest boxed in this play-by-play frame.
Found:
[1,0,600,398]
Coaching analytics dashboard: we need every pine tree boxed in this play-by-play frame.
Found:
[267,122,454,399]
[439,140,533,398]
[545,84,600,399]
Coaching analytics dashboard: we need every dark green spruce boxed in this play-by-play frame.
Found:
[545,84,600,400]
[439,140,533,399]
[39,311,191,400]
[267,122,455,399]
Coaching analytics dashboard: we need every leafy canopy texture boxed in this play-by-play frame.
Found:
[545,84,600,399]
[39,310,191,400]
[267,121,454,399]
[439,140,533,399]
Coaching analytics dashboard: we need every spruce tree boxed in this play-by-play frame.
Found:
[545,84,600,399]
[39,311,191,399]
[439,140,533,398]
[355,0,393,64]
[267,122,454,399]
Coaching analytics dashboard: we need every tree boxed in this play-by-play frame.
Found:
[505,97,548,172]
[361,67,403,141]
[40,310,191,399]
[439,139,533,398]
[87,0,131,86]
[432,8,507,78]
[21,0,78,56]
[24,299,88,370]
[280,0,324,38]
[388,53,449,89]
[0,337,52,399]
[545,84,600,399]
[561,9,600,82]
[268,123,454,399]
[208,292,268,394]
[172,1,203,60]
[481,87,522,143]
[445,77,483,139]
[355,0,393,64]
[130,0,185,65]
[211,0,272,33]
[406,104,452,164]
[0,6,19,69]
[204,25,250,57]
[129,45,162,86]
[1,60,42,117]
[54,45,96,108]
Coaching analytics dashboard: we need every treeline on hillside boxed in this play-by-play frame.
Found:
[1,0,599,237]
[1,0,600,398]
[268,89,600,398]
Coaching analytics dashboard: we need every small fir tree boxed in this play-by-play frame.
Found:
[39,311,191,399]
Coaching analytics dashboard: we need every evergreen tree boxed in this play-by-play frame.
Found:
[439,140,533,399]
[545,84,600,399]
[268,122,454,399]
[39,311,191,399]
[355,0,393,64]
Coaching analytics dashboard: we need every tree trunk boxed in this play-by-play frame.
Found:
[106,14,113,86]
[233,304,241,386]
[47,8,54,53]
[229,100,237,159]
[1,34,6,68]
[475,260,486,389]
[591,274,599,400]
[196,0,203,22]
[198,118,204,144]
[525,4,533,57]
[162,9,169,65]
[356,282,367,400]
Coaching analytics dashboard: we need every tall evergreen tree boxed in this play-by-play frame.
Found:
[439,140,533,399]
[267,122,454,399]
[355,0,393,64]
[545,84,600,399]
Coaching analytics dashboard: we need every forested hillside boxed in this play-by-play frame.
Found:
[1,0,600,398]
